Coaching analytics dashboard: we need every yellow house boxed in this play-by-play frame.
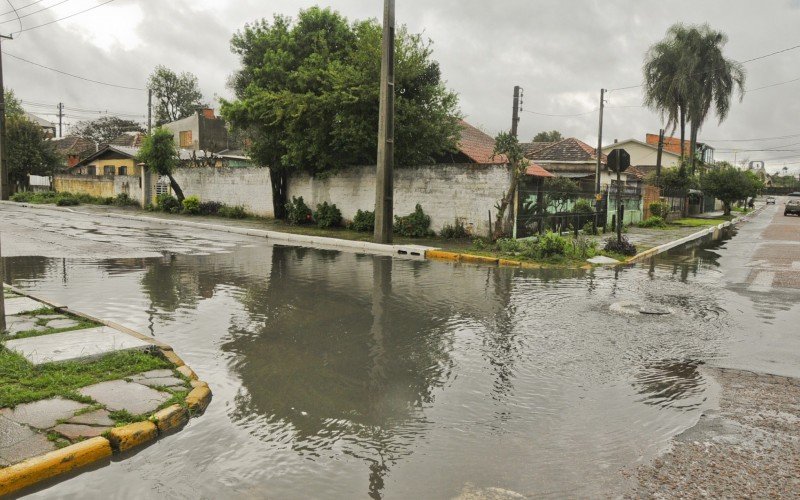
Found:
[69,145,142,177]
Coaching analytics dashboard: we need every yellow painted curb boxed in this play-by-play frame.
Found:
[497,259,522,267]
[0,437,112,497]
[459,254,499,265]
[176,365,198,380]
[190,379,209,389]
[107,421,158,452]
[150,404,189,434]
[186,386,212,414]
[160,349,185,367]
[425,250,461,261]
[520,262,543,269]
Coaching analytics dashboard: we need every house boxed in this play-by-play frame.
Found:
[161,109,229,153]
[69,145,141,177]
[108,131,146,149]
[645,133,714,164]
[25,112,57,138]
[51,136,97,169]
[602,138,682,178]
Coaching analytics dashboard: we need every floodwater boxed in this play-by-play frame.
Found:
[2,207,795,499]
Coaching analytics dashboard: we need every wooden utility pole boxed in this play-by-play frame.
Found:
[510,86,522,238]
[147,89,152,134]
[57,102,64,138]
[0,34,11,201]
[655,128,664,183]
[373,0,395,244]
[511,86,521,138]
[594,88,605,194]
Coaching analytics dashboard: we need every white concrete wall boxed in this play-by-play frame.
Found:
[113,175,142,205]
[172,164,510,236]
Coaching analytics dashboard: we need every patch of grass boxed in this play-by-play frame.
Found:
[0,349,172,408]
[10,191,113,206]
[671,217,729,227]
[2,308,101,340]
[108,409,148,426]
[46,431,71,449]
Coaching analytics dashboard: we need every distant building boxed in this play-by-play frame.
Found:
[69,145,141,177]
[602,138,682,178]
[51,136,97,169]
[161,109,229,153]
[645,133,714,164]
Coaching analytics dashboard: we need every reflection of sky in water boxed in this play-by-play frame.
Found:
[5,222,796,499]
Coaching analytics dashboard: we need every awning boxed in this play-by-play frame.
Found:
[525,163,555,177]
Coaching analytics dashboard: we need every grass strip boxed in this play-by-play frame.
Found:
[2,308,102,340]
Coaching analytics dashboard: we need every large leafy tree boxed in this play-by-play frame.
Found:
[147,65,206,125]
[532,130,562,143]
[7,115,60,190]
[137,128,185,202]
[221,7,461,219]
[701,162,762,215]
[71,116,144,144]
[4,90,23,118]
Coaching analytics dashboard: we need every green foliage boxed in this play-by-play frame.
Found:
[532,130,563,143]
[112,193,138,207]
[491,233,596,261]
[313,202,342,228]
[199,201,222,215]
[7,115,60,188]
[582,220,598,235]
[542,177,580,213]
[285,196,313,225]
[649,201,671,218]
[138,128,178,177]
[603,236,638,256]
[71,116,144,144]
[440,220,469,239]
[647,166,700,191]
[538,231,568,257]
[350,209,375,232]
[147,65,206,125]
[218,204,248,219]
[394,204,433,237]
[56,195,79,206]
[573,199,594,214]
[182,195,201,214]
[701,164,762,215]
[4,89,24,118]
[639,216,668,228]
[156,193,181,213]
[565,236,598,259]
[10,191,111,206]
[221,7,461,177]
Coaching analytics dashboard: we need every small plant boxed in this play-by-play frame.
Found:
[538,230,567,257]
[394,204,433,237]
[182,195,201,215]
[649,201,671,219]
[55,195,79,206]
[496,238,525,254]
[603,236,638,256]
[582,220,598,235]
[156,194,181,213]
[639,216,668,228]
[573,199,595,214]
[285,196,313,225]
[314,202,342,229]
[218,204,247,219]
[112,193,138,207]
[10,191,33,202]
[566,236,598,259]
[440,220,469,239]
[199,201,222,216]
[350,209,375,232]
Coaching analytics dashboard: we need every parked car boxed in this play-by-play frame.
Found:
[789,192,800,197]
[766,196,776,204]
[785,199,800,216]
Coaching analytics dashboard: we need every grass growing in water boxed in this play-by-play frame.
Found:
[0,349,172,408]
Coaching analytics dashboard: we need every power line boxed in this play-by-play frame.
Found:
[4,51,145,90]
[21,99,144,117]
[521,107,598,118]
[0,0,43,16]
[703,132,800,142]
[13,0,116,34]
[0,0,69,25]
[5,0,21,33]
[744,75,800,94]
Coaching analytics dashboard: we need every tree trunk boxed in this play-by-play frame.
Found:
[166,173,185,202]
[270,168,288,220]
[493,176,518,240]
[679,107,686,161]
[722,201,731,216]
[689,123,698,175]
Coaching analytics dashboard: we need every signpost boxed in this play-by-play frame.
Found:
[607,148,630,243]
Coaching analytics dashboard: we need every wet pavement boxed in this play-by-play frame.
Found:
[0,201,798,498]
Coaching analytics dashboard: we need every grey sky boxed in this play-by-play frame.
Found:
[5,0,800,173]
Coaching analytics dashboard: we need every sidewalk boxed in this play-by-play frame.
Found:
[0,286,211,496]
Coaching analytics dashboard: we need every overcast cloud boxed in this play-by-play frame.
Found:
[5,0,800,173]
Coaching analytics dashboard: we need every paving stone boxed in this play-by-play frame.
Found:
[133,376,187,390]
[52,423,110,441]
[78,380,170,415]
[35,314,69,320]
[2,326,153,365]
[587,255,621,265]
[44,318,81,329]
[0,398,88,430]
[131,369,175,379]
[3,297,46,316]
[0,415,56,465]
[4,316,46,336]
[67,409,115,427]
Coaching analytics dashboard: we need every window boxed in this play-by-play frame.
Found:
[104,165,115,176]
[179,130,193,148]
[118,166,127,176]
[87,166,96,176]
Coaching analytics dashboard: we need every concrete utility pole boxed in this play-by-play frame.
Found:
[147,89,152,134]
[510,85,522,239]
[373,0,395,244]
[594,88,606,194]
[511,85,521,138]
[57,102,64,138]
[655,128,665,183]
[0,34,11,201]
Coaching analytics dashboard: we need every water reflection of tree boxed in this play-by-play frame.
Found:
[140,254,202,312]
[2,256,52,283]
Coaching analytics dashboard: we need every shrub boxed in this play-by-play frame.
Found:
[182,195,201,215]
[156,194,181,213]
[538,230,567,257]
[285,196,313,225]
[603,236,638,256]
[496,238,524,254]
[218,204,247,219]
[55,195,79,206]
[649,201,671,219]
[582,220,598,235]
[565,236,598,259]
[394,204,432,237]
[314,202,342,229]
[440,220,469,239]
[350,209,375,232]
[573,199,595,214]
[639,216,668,228]
[10,191,32,202]
[113,193,138,207]
[199,201,222,216]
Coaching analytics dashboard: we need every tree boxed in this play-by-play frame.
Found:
[532,130,562,143]
[221,7,461,219]
[147,65,206,125]
[645,164,699,192]
[71,116,144,144]
[137,128,185,202]
[491,132,528,239]
[7,115,60,190]
[701,163,761,215]
[5,90,23,118]
[541,176,579,213]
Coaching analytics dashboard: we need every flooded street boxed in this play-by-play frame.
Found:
[2,204,799,498]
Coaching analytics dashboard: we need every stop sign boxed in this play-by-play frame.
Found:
[607,148,630,173]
